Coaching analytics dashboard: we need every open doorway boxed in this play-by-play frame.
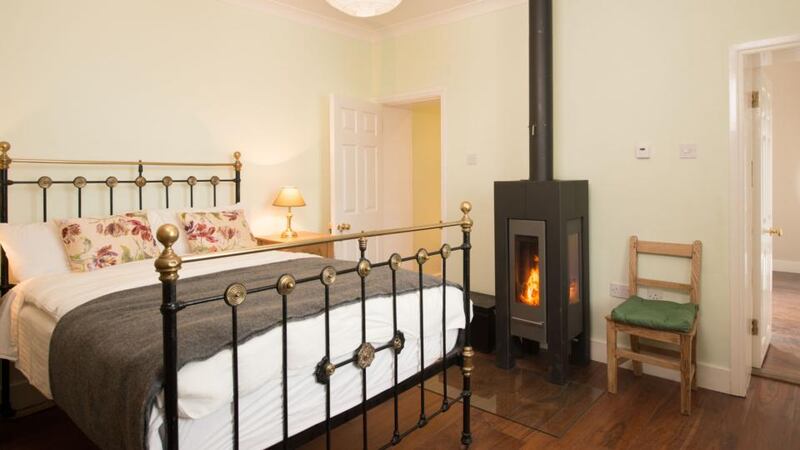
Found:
[729,37,800,394]
[382,98,444,275]
[329,93,444,272]
[753,47,800,382]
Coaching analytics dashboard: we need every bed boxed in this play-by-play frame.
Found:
[0,141,475,450]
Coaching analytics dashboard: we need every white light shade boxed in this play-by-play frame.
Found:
[326,0,402,18]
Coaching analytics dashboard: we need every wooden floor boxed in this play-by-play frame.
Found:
[3,358,800,449]
[760,271,800,380]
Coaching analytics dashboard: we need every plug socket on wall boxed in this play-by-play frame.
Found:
[609,282,629,299]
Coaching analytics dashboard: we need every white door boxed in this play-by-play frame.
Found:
[752,64,775,367]
[330,95,383,261]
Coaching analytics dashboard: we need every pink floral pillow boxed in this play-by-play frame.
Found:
[56,212,160,272]
[179,209,257,254]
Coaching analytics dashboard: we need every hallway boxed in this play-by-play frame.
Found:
[760,271,800,381]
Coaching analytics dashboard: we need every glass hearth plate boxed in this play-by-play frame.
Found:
[426,351,604,437]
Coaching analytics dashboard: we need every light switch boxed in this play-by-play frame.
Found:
[466,153,478,166]
[680,144,697,159]
[635,145,651,159]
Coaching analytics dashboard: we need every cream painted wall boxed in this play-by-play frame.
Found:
[0,0,372,233]
[411,101,442,275]
[766,61,800,268]
[375,0,800,386]
[4,0,800,392]
[377,6,529,292]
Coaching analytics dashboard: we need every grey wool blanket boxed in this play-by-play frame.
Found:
[49,256,454,450]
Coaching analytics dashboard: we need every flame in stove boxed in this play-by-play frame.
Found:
[520,255,540,306]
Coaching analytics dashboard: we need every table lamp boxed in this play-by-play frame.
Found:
[273,186,306,238]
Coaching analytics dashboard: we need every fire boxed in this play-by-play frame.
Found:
[520,255,540,306]
[569,278,579,304]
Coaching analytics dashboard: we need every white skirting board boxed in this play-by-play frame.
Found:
[774,260,800,274]
[590,339,732,395]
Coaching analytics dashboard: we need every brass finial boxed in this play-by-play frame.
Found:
[155,224,182,282]
[460,201,473,232]
[233,151,242,171]
[0,141,11,170]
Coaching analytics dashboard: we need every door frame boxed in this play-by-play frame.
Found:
[375,88,448,234]
[729,34,800,397]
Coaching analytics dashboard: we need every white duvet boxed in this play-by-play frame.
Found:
[0,250,469,449]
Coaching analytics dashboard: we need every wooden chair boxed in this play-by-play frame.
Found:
[606,236,702,415]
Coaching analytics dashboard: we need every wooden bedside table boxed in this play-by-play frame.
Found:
[256,231,334,258]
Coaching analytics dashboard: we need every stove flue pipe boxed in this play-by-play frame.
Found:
[530,0,553,182]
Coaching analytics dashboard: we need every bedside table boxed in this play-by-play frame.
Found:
[256,231,334,258]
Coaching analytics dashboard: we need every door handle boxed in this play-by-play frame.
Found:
[337,223,351,232]
[767,227,783,237]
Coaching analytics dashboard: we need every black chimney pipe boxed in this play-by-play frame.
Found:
[530,0,553,182]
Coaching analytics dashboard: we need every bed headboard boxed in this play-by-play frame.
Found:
[0,140,242,293]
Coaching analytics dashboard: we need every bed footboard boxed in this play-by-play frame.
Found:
[155,202,475,450]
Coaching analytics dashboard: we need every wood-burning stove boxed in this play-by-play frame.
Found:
[495,181,590,384]
[493,0,590,384]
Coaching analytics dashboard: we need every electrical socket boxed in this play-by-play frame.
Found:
[609,283,629,299]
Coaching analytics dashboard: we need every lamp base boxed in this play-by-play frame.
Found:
[280,229,298,239]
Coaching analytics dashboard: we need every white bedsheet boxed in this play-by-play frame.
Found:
[0,250,469,449]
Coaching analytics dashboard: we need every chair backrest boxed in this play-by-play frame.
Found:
[628,236,703,305]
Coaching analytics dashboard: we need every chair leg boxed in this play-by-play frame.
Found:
[680,335,692,415]
[630,335,643,376]
[607,320,618,394]
[691,334,698,390]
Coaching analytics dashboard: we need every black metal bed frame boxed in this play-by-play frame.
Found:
[0,141,474,449]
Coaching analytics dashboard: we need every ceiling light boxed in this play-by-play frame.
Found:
[326,0,402,18]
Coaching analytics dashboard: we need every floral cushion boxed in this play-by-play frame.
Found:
[179,209,257,254]
[56,212,160,272]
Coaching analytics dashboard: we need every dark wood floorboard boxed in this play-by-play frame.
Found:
[761,271,800,378]
[3,360,800,449]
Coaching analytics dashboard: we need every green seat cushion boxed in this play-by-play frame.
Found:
[611,296,698,333]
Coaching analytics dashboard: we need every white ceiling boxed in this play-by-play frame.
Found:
[226,0,526,39]
[271,0,480,30]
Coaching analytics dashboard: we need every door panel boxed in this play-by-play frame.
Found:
[752,63,774,367]
[330,95,383,262]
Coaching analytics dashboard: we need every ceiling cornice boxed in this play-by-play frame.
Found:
[379,0,526,38]
[223,0,378,41]
[221,0,527,42]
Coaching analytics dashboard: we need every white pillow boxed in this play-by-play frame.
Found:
[147,203,244,256]
[0,222,71,283]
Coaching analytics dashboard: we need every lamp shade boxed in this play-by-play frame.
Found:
[273,186,306,208]
[326,0,401,18]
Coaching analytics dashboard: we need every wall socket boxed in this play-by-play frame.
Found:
[609,282,629,299]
